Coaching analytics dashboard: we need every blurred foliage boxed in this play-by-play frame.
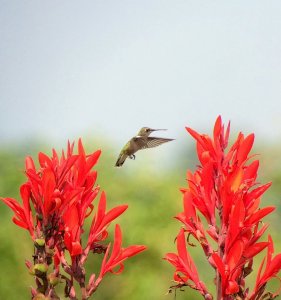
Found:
[0,134,280,300]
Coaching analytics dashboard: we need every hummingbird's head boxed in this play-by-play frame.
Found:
[137,127,167,136]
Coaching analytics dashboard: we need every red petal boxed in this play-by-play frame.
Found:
[228,197,245,245]
[64,231,72,252]
[237,133,255,165]
[213,115,222,141]
[110,224,122,261]
[244,242,268,259]
[38,152,53,168]
[211,253,225,280]
[227,239,244,270]
[186,127,205,148]
[71,241,83,256]
[78,138,86,157]
[102,225,122,272]
[243,160,259,181]
[20,184,33,231]
[42,169,56,216]
[226,280,239,295]
[245,183,272,204]
[94,191,107,230]
[106,245,146,275]
[12,217,29,229]
[177,229,188,265]
[121,245,147,259]
[58,155,79,186]
[25,156,35,170]
[110,263,124,274]
[255,257,266,286]
[265,254,281,279]
[266,235,274,270]
[86,150,101,172]
[183,191,196,220]
[67,140,75,157]
[101,205,128,229]
[64,205,79,229]
[229,167,243,192]
[245,207,275,226]
[224,121,231,148]
[164,253,178,264]
[100,243,111,276]
[246,197,260,216]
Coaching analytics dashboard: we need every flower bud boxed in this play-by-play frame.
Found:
[204,293,213,300]
[33,293,50,300]
[34,263,48,277]
[69,286,76,298]
[48,273,60,286]
[25,259,32,269]
[34,238,45,248]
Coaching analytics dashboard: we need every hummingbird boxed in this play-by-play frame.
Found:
[115,127,174,167]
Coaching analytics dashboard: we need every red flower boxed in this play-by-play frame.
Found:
[1,139,147,297]
[2,139,101,243]
[249,235,281,299]
[1,184,34,238]
[165,116,281,299]
[92,224,147,290]
[86,191,128,250]
[164,228,209,297]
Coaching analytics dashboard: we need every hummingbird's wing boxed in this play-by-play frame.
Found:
[137,137,174,149]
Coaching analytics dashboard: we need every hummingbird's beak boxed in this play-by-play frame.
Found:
[151,129,167,131]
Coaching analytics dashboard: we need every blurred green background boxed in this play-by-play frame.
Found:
[0,133,280,300]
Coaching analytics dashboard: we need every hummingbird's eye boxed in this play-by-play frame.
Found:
[145,128,149,132]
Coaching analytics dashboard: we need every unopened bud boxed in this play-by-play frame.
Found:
[48,273,60,286]
[69,286,76,298]
[204,293,213,300]
[33,293,50,300]
[31,287,37,297]
[34,263,48,277]
[34,238,45,248]
[25,259,32,269]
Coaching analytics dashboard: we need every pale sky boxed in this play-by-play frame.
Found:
[1,1,281,149]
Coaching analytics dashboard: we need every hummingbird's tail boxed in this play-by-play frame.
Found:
[115,153,128,167]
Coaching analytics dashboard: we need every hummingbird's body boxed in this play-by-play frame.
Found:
[115,127,174,167]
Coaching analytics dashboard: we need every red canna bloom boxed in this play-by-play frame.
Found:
[90,224,147,293]
[86,191,128,251]
[2,139,101,246]
[164,228,210,298]
[165,116,281,300]
[1,184,35,238]
[1,139,146,299]
[249,235,281,300]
